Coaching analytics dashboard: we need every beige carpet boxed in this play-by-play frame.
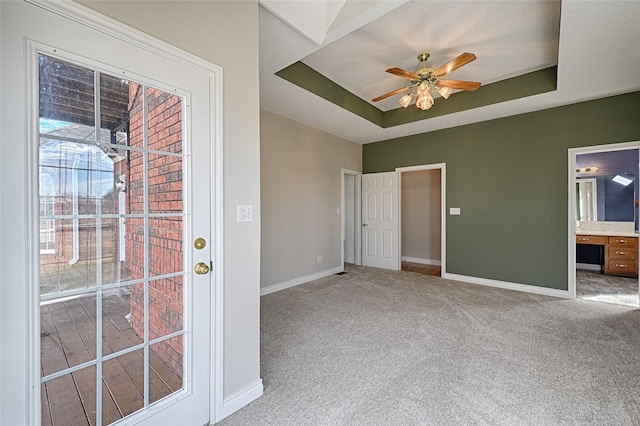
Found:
[220,265,640,425]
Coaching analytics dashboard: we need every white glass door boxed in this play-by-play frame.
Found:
[13,3,215,425]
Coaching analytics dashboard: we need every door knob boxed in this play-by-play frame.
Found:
[194,262,210,275]
[362,223,368,227]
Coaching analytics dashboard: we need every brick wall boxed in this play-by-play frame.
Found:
[126,83,184,376]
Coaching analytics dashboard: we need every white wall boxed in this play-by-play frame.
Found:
[0,1,261,421]
[261,110,361,289]
[401,170,441,265]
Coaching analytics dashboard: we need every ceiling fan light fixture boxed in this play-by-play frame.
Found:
[415,91,433,110]
[399,93,413,108]
[436,83,453,99]
[373,51,481,111]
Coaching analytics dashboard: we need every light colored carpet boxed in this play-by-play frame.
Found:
[220,265,640,425]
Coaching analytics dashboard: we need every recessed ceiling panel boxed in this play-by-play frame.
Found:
[302,1,561,111]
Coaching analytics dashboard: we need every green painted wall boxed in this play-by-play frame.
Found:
[277,62,557,128]
[363,92,640,290]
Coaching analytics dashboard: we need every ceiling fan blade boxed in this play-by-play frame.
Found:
[431,53,477,78]
[372,86,412,102]
[437,79,481,91]
[386,67,421,80]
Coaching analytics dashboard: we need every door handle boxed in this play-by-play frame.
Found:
[194,262,210,275]
[362,223,368,227]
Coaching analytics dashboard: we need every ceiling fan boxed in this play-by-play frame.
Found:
[372,52,481,110]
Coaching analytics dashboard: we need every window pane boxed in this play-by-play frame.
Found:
[41,295,97,373]
[102,286,142,356]
[41,366,97,426]
[147,87,182,154]
[148,277,184,339]
[127,149,145,214]
[149,335,184,404]
[121,216,146,281]
[102,354,144,423]
[100,73,130,144]
[149,216,183,277]
[40,219,98,296]
[39,54,95,130]
[148,152,183,215]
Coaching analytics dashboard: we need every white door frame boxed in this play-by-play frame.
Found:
[341,169,362,268]
[396,163,447,274]
[568,141,640,300]
[0,1,224,423]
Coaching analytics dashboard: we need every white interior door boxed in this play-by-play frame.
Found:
[362,172,400,270]
[1,1,215,425]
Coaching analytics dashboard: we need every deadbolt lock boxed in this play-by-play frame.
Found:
[194,238,206,250]
[194,262,210,275]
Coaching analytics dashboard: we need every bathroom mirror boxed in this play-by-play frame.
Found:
[576,178,597,221]
[576,174,635,223]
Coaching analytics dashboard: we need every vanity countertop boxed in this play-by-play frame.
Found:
[575,230,639,237]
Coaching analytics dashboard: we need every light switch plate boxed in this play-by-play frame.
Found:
[237,204,253,222]
[450,207,461,215]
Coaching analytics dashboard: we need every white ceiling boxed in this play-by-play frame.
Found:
[259,1,640,144]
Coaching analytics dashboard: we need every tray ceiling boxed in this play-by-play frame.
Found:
[259,0,640,144]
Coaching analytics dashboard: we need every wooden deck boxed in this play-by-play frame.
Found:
[40,288,182,426]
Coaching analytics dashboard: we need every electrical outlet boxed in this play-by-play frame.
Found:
[450,207,461,215]
[317,256,323,263]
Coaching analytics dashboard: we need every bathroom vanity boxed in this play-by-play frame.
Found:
[576,221,638,278]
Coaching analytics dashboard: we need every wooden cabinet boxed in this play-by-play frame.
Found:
[605,236,638,277]
[576,234,638,277]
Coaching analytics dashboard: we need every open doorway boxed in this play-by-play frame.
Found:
[397,164,445,277]
[343,164,446,275]
[570,143,640,308]
[342,169,361,268]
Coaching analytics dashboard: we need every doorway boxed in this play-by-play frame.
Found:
[400,169,442,277]
[569,143,640,308]
[343,164,446,274]
[342,169,361,267]
[397,164,445,277]
[1,1,222,424]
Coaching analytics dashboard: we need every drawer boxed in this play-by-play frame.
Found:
[607,259,637,275]
[608,246,636,260]
[576,235,607,245]
[608,236,637,247]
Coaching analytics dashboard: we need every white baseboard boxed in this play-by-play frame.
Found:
[576,263,601,271]
[401,256,442,266]
[443,272,571,299]
[344,256,355,264]
[221,379,264,420]
[261,266,344,296]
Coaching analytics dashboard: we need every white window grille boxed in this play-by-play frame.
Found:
[39,171,56,253]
